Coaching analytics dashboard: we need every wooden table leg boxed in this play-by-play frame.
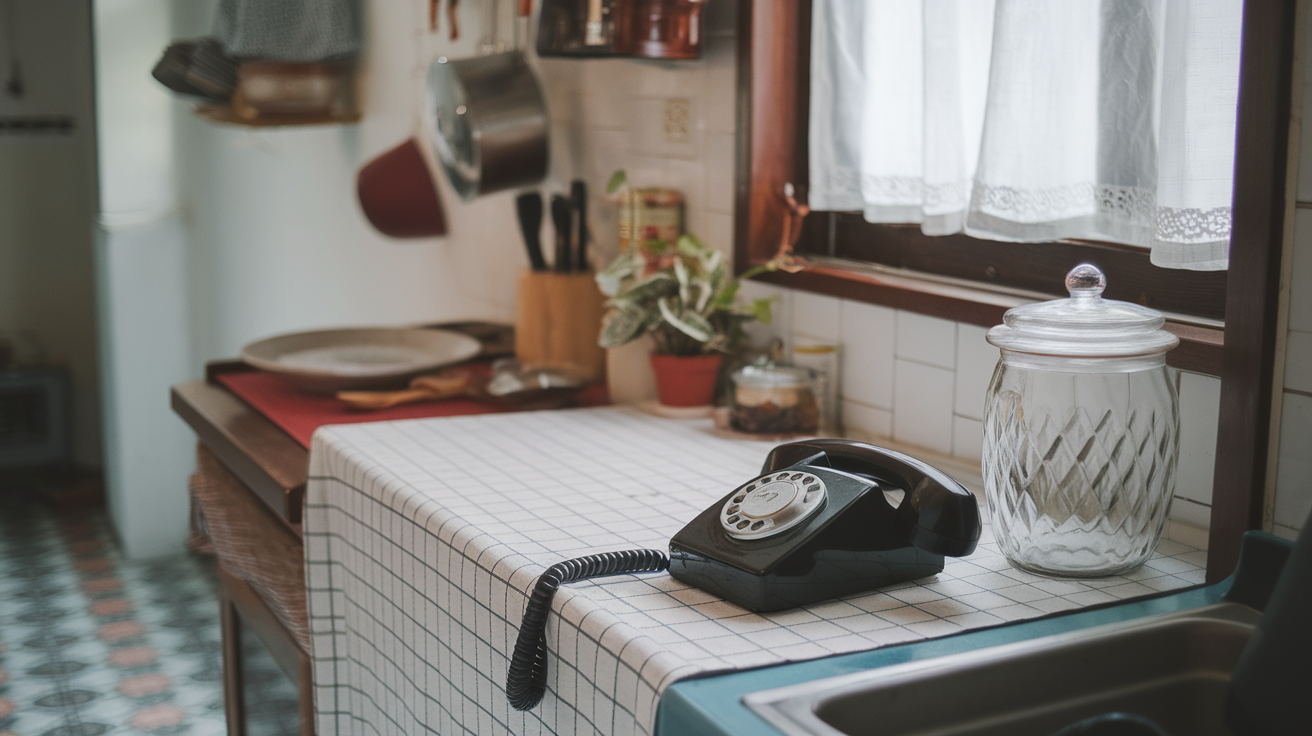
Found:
[298,654,316,736]
[221,592,248,736]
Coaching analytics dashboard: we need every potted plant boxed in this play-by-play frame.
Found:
[596,233,779,407]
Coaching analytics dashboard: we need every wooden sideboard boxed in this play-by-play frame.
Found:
[172,373,312,736]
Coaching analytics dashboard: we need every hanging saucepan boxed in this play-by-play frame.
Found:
[424,0,548,200]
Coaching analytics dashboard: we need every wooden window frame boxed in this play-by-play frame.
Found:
[734,0,1297,581]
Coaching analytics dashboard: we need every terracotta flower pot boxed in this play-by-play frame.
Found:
[650,352,722,407]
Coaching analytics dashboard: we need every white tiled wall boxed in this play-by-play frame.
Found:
[1270,8,1312,540]
[531,0,740,269]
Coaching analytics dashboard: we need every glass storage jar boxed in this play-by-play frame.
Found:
[983,265,1180,577]
[730,364,821,435]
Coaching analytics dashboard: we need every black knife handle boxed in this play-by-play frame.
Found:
[551,195,573,273]
[516,192,547,271]
[571,180,588,272]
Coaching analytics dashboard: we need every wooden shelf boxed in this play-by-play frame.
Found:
[193,103,361,128]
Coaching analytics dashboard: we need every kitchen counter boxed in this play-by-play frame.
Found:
[662,530,1294,736]
[302,406,1209,736]
[661,579,1231,736]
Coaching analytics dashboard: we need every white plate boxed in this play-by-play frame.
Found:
[241,327,482,392]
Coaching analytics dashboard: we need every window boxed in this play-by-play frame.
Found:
[810,1,1241,272]
[734,0,1298,582]
[735,0,1238,373]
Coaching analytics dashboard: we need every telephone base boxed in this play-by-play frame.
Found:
[668,546,944,613]
[666,440,980,613]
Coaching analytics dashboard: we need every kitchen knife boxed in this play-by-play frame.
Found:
[516,192,547,271]
[571,180,589,271]
[551,194,573,273]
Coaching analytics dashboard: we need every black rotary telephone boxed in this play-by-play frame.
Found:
[506,439,982,710]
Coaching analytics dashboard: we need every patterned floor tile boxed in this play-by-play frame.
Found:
[0,492,299,736]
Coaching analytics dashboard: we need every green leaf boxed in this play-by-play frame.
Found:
[645,238,672,255]
[658,297,712,343]
[694,276,714,314]
[598,305,647,347]
[673,257,691,306]
[752,297,774,325]
[739,260,780,281]
[623,272,678,302]
[713,279,741,310]
[606,169,627,195]
[596,270,624,298]
[676,234,715,274]
[595,252,641,297]
[703,248,723,276]
[703,261,730,311]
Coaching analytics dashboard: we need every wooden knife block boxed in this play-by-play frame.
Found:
[515,271,607,382]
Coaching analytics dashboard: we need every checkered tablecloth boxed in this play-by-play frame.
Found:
[303,407,1207,736]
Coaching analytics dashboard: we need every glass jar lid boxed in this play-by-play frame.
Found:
[732,364,811,388]
[986,264,1180,358]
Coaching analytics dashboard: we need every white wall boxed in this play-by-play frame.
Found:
[530,0,740,270]
[1271,3,1312,541]
[0,0,100,467]
[94,213,194,560]
[93,0,194,558]
[169,0,740,365]
[172,0,482,363]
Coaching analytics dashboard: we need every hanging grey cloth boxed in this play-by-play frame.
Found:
[213,0,362,63]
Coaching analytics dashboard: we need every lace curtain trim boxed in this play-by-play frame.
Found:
[815,172,1231,245]
[1155,206,1232,244]
[970,181,1156,227]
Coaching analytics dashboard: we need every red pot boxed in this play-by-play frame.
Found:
[357,137,447,238]
[650,352,722,407]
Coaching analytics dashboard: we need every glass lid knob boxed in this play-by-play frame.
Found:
[1065,264,1106,298]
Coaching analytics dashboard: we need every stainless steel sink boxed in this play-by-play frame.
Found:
[745,603,1261,736]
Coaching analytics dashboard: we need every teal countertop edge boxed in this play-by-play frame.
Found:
[656,531,1293,736]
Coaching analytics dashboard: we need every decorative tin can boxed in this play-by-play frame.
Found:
[618,188,683,251]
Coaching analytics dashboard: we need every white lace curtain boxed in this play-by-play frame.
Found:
[809,0,1243,271]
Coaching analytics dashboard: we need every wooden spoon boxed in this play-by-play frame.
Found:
[337,373,473,410]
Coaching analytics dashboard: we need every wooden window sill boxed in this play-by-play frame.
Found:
[751,259,1224,377]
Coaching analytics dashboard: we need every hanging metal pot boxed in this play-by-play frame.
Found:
[424,1,548,200]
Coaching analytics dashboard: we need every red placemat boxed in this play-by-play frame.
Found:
[216,368,609,448]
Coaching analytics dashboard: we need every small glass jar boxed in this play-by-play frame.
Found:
[730,364,820,435]
[790,343,841,433]
[983,265,1180,577]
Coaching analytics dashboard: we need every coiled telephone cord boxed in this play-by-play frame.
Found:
[506,549,670,711]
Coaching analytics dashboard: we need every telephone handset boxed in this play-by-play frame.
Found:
[506,439,981,710]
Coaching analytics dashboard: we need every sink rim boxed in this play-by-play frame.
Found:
[743,601,1261,736]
